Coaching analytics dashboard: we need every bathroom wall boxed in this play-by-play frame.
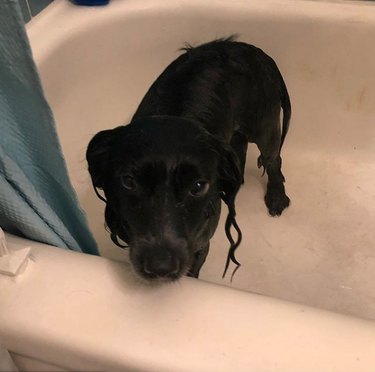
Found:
[18,0,54,23]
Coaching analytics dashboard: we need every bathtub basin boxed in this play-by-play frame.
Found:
[1,0,375,370]
[27,0,375,319]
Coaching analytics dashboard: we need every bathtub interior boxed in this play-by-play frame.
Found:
[28,0,375,320]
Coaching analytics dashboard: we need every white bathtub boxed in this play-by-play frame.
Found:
[1,0,375,370]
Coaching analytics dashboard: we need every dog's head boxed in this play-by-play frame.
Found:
[86,116,241,281]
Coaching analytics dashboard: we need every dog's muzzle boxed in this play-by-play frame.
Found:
[131,239,189,281]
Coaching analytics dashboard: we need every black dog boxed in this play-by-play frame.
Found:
[86,37,291,282]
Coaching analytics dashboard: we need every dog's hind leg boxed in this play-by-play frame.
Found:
[263,155,290,216]
[187,243,210,278]
[256,111,290,216]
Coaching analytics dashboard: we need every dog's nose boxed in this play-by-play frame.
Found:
[143,254,180,278]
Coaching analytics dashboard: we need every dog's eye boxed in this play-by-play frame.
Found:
[121,175,136,190]
[190,181,210,197]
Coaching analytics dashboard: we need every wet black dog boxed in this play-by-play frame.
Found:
[86,37,291,282]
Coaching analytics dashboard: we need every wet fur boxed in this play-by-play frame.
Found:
[86,37,291,281]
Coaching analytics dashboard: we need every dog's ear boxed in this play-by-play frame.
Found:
[211,138,242,203]
[86,128,117,189]
[210,136,243,278]
[87,126,130,248]
[86,126,128,189]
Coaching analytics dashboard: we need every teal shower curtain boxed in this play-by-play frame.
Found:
[0,0,98,255]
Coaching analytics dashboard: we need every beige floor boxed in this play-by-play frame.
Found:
[28,0,375,320]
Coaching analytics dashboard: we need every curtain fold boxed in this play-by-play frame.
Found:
[0,0,98,255]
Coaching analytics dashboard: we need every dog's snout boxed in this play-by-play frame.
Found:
[143,253,180,278]
[132,237,189,281]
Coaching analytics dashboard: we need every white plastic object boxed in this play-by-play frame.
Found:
[0,228,31,276]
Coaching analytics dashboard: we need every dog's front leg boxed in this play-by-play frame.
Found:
[187,243,210,278]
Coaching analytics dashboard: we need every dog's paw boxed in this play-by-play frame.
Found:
[265,187,290,216]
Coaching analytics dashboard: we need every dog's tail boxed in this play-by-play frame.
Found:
[279,70,291,152]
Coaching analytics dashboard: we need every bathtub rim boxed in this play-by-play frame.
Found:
[2,233,375,372]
